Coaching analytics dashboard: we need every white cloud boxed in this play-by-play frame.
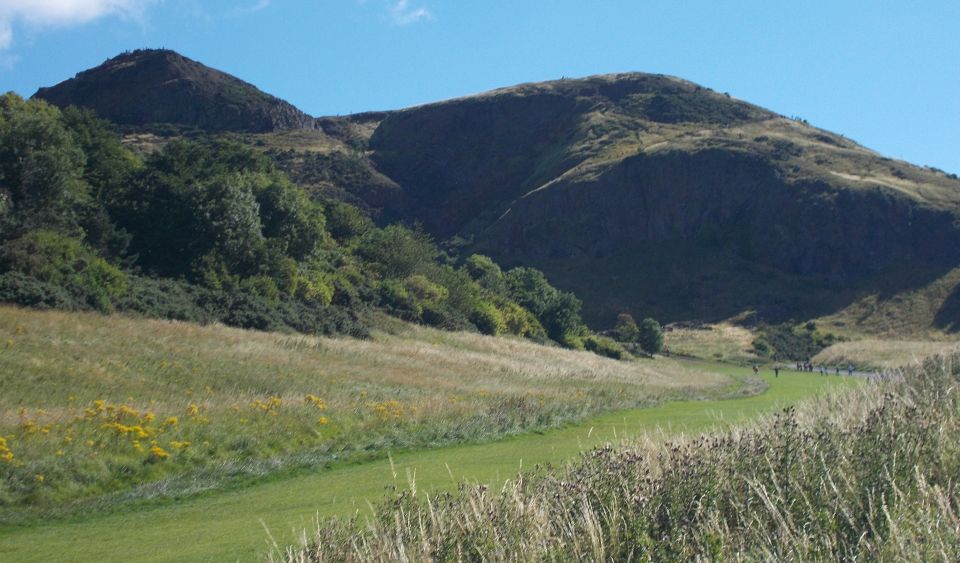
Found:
[389,0,430,25]
[228,0,271,18]
[0,0,157,49]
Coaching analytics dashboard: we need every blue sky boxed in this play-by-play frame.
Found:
[1,0,958,174]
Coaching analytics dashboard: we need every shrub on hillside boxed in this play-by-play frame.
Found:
[757,322,841,360]
[583,334,628,359]
[115,276,213,323]
[0,271,77,310]
[637,317,664,355]
[470,301,506,336]
[0,230,126,311]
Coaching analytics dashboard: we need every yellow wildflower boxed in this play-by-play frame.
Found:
[149,444,170,460]
[0,437,14,463]
[305,394,327,410]
[34,474,45,483]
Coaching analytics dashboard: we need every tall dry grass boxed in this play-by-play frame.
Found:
[663,322,759,363]
[283,353,960,562]
[814,339,960,371]
[0,306,728,520]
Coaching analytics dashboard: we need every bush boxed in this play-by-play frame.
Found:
[115,276,213,323]
[752,338,771,356]
[0,230,127,311]
[637,317,664,355]
[499,301,547,339]
[0,271,77,310]
[470,301,506,336]
[583,334,628,359]
[760,323,841,360]
[614,312,640,343]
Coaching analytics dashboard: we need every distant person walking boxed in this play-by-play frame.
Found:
[835,366,840,376]
[774,366,780,378]
[847,364,854,376]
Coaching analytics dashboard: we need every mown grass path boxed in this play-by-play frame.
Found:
[0,364,858,562]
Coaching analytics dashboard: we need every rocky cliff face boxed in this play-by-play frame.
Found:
[481,149,960,278]
[361,73,960,324]
[33,49,315,132]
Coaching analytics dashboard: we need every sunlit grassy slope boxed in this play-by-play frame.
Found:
[814,339,960,371]
[0,305,729,522]
[0,362,859,562]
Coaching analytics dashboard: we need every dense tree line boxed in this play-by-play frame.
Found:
[0,93,616,351]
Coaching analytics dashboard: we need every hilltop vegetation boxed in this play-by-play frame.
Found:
[0,92,628,353]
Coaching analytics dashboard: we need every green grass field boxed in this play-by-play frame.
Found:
[0,363,858,562]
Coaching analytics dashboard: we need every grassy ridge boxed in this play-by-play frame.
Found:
[0,305,727,522]
[0,364,856,562]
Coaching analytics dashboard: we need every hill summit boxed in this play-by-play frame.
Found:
[33,49,315,132]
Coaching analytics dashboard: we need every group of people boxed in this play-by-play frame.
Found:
[793,362,855,377]
[752,362,855,377]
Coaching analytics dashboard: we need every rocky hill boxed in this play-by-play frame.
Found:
[32,52,960,329]
[362,74,960,326]
[33,49,315,132]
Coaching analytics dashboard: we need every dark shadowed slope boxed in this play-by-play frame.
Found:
[363,74,960,326]
[33,49,315,133]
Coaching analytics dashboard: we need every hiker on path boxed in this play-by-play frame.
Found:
[835,366,840,376]
[774,366,780,378]
[847,364,854,376]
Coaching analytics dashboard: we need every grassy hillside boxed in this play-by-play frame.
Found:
[0,361,861,562]
[813,339,960,371]
[663,322,761,363]
[285,353,958,562]
[0,305,729,523]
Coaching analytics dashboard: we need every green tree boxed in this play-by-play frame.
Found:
[464,254,505,294]
[614,313,640,343]
[0,93,89,235]
[254,177,326,260]
[356,224,437,279]
[0,230,126,311]
[638,317,664,355]
[505,266,584,343]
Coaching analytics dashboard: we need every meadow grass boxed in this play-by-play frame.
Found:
[814,339,960,370]
[282,355,957,562]
[663,322,760,363]
[0,363,857,562]
[0,305,728,523]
